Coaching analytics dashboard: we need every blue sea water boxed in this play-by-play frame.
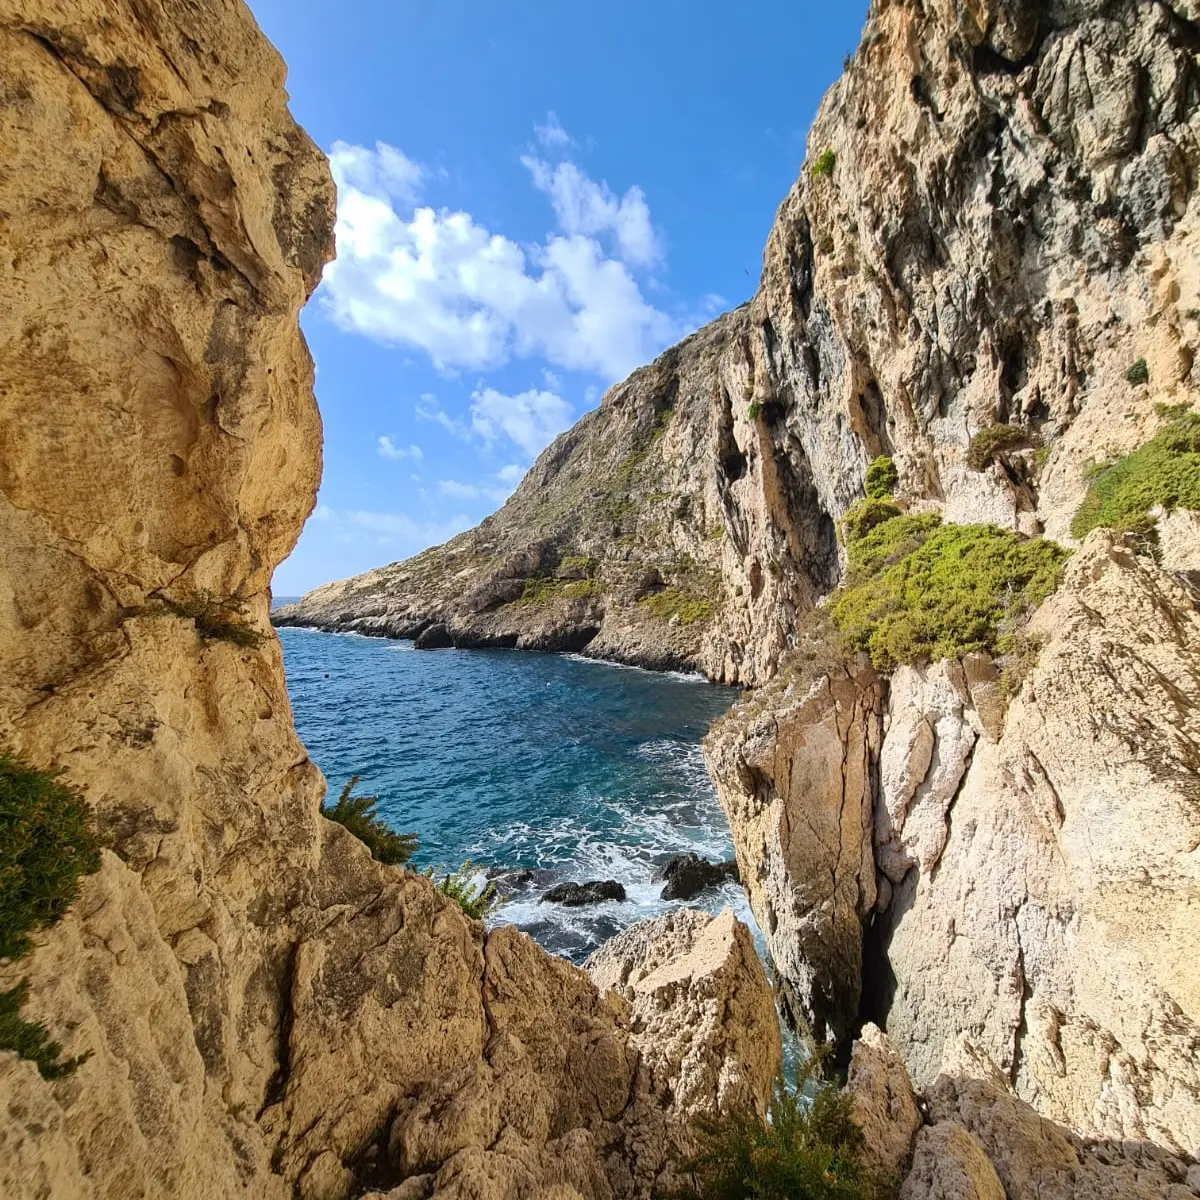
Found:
[276,626,752,963]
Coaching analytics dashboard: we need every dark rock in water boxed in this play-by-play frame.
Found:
[541,880,627,907]
[414,622,453,650]
[656,853,739,901]
[488,867,559,899]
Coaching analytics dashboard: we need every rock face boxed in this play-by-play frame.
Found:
[706,660,883,1049]
[586,909,782,1121]
[281,0,1199,1187]
[655,853,739,901]
[0,4,778,1198]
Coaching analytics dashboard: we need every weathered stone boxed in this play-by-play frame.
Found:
[541,881,628,907]
[587,909,781,1119]
[656,853,739,901]
[900,1123,1006,1200]
[846,1023,922,1179]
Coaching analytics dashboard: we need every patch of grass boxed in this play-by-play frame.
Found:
[0,750,102,1079]
[639,587,716,626]
[513,576,601,605]
[864,456,898,499]
[559,555,599,579]
[673,1064,889,1200]
[1,751,101,961]
[1032,445,1052,473]
[1070,411,1200,542]
[832,516,1068,673]
[748,401,762,422]
[811,149,837,179]
[425,863,497,921]
[967,424,1035,471]
[164,590,266,648]
[707,525,726,541]
[1125,358,1150,387]
[322,776,418,866]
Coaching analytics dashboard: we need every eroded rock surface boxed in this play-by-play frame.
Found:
[0,4,780,1198]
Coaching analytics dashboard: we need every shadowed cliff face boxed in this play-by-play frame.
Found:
[0,4,781,1199]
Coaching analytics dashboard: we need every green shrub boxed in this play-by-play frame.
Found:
[864,456,898,499]
[748,401,762,422]
[322,776,417,866]
[1125,358,1150,387]
[426,863,497,921]
[0,750,101,1079]
[165,590,266,648]
[674,1068,888,1200]
[839,498,906,545]
[1070,411,1200,541]
[967,424,1034,471]
[0,982,89,1080]
[832,516,1068,673]
[639,587,716,626]
[811,149,837,179]
[558,555,599,579]
[1,751,101,962]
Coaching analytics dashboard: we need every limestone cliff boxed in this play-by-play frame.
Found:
[279,0,1200,1192]
[0,4,779,1198]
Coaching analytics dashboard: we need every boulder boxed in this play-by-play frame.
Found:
[541,880,627,907]
[587,909,781,1118]
[656,853,739,901]
[414,623,454,650]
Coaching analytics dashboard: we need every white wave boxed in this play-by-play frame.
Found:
[561,652,712,685]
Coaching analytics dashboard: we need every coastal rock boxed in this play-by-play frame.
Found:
[899,1124,1006,1200]
[0,4,777,1198]
[704,662,882,1051]
[846,1023,922,1180]
[586,909,781,1119]
[542,880,628,907]
[656,853,739,901]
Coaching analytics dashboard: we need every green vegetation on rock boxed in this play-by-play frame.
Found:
[1125,358,1150,386]
[839,498,906,544]
[322,776,418,866]
[558,555,599,579]
[513,576,601,605]
[832,514,1068,673]
[425,863,497,921]
[811,149,837,179]
[747,401,762,421]
[639,587,715,626]
[1071,410,1200,542]
[674,1067,889,1200]
[0,750,102,1078]
[864,456,898,499]
[164,590,267,648]
[967,424,1035,471]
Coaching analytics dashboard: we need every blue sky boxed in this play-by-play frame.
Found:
[248,0,870,595]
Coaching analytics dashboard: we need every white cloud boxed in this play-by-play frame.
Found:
[415,396,470,439]
[331,139,424,206]
[438,478,511,503]
[535,111,576,149]
[321,141,681,381]
[346,509,471,543]
[377,435,423,461]
[521,155,662,268]
[470,386,573,458]
[497,463,526,485]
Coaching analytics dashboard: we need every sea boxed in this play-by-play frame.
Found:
[274,620,756,964]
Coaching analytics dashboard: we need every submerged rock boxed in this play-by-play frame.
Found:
[656,853,739,901]
[541,880,627,907]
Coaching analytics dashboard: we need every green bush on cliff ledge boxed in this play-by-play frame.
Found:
[640,587,716,626]
[831,515,1068,673]
[322,776,418,866]
[673,1068,888,1200]
[1070,410,1200,544]
[165,590,267,649]
[0,750,101,1078]
[425,863,497,921]
[864,456,898,499]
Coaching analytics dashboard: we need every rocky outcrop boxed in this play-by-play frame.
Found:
[705,659,883,1050]
[0,4,778,1198]
[655,853,739,901]
[586,909,781,1120]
